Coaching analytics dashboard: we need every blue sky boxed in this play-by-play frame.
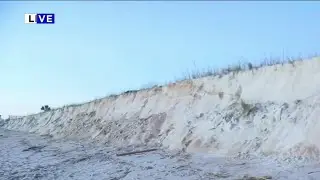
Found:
[0,1,319,117]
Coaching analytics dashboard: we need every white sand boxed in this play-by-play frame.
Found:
[1,128,320,180]
[2,57,320,179]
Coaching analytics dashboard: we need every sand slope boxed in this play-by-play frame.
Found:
[2,57,320,161]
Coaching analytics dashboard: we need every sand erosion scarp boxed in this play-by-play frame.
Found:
[2,57,320,161]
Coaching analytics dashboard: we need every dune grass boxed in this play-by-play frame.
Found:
[178,54,318,81]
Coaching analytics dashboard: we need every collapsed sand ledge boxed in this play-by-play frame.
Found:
[2,57,320,161]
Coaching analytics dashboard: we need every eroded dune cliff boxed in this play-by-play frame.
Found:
[2,57,320,161]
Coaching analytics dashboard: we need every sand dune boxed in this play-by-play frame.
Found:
[2,57,320,162]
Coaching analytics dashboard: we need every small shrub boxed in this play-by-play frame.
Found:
[294,99,302,104]
[123,90,138,95]
[41,105,51,112]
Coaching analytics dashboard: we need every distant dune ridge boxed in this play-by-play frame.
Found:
[2,57,320,161]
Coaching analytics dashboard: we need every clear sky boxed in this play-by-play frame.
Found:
[0,1,319,118]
